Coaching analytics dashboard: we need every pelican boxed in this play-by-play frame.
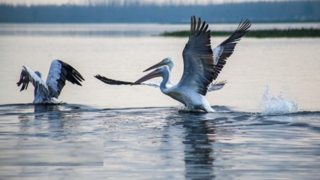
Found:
[94,57,226,92]
[132,16,251,112]
[17,59,85,104]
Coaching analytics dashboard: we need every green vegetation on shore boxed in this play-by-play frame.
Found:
[159,29,320,38]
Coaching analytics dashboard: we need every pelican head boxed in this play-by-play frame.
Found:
[143,57,174,72]
[132,66,168,86]
[35,71,42,78]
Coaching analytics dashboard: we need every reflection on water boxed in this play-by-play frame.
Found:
[34,104,60,113]
[0,105,320,179]
[180,114,216,180]
[0,104,103,167]
[18,104,82,141]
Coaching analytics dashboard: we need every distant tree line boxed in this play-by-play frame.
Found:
[160,29,320,38]
[0,1,319,23]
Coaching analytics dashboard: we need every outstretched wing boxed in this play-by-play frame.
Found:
[207,80,227,92]
[46,60,85,98]
[17,66,49,94]
[94,74,160,88]
[178,16,214,96]
[212,19,251,80]
[95,74,132,85]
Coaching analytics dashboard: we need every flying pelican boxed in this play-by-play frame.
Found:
[131,16,251,112]
[17,59,85,104]
[94,57,226,92]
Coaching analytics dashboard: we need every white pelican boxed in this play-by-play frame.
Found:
[94,57,226,92]
[131,16,251,112]
[17,60,85,104]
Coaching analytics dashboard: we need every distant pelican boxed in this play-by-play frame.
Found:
[17,60,85,104]
[131,16,251,112]
[94,57,226,92]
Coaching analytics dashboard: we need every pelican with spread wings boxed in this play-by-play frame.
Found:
[17,60,85,104]
[132,16,251,112]
[95,18,251,92]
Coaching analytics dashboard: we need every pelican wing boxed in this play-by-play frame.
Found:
[95,74,160,88]
[178,16,214,96]
[46,60,84,98]
[141,81,160,88]
[17,66,49,94]
[95,74,132,85]
[207,80,227,92]
[212,19,251,80]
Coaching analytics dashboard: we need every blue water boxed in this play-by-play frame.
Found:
[0,102,319,179]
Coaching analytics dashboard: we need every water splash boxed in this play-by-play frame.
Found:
[176,104,203,113]
[260,85,298,115]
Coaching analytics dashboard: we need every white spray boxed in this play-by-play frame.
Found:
[259,85,298,115]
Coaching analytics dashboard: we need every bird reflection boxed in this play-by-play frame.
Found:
[34,104,60,113]
[181,114,216,180]
[14,104,104,167]
[163,112,216,180]
[18,104,82,141]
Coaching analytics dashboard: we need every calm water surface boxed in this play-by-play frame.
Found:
[0,23,320,179]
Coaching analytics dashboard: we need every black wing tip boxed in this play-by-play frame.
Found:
[190,15,210,36]
[94,74,102,78]
[18,84,25,91]
[94,74,132,85]
[57,60,85,86]
[94,74,103,80]
[237,18,252,32]
[16,82,24,91]
[71,74,83,86]
[219,18,251,46]
[74,81,82,86]
[74,72,85,83]
[17,68,29,91]
[95,74,108,81]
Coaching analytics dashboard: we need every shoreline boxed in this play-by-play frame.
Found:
[159,28,320,38]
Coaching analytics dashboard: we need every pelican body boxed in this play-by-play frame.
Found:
[132,16,251,113]
[135,65,214,112]
[17,60,85,104]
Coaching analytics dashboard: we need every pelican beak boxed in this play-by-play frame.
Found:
[131,69,161,86]
[143,61,166,72]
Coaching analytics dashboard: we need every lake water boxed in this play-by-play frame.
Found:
[0,23,320,180]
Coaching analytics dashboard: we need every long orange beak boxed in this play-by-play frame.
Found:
[131,69,162,86]
[143,61,166,72]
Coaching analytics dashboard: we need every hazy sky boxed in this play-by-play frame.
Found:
[0,0,303,6]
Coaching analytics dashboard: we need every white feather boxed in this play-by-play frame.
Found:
[207,81,227,92]
[141,81,160,88]
[46,60,62,98]
[213,46,224,65]
[23,66,48,90]
[23,66,52,103]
